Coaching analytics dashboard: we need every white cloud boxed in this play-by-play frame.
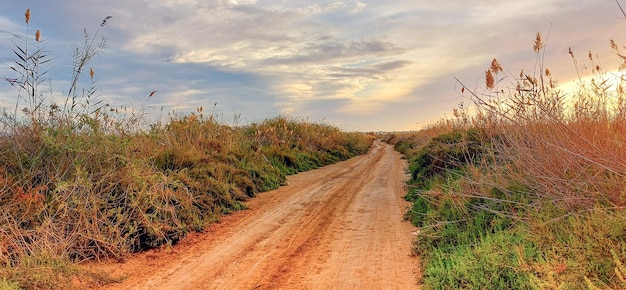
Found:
[225,0,258,6]
[0,16,21,36]
[1,0,623,131]
[111,0,626,129]
[117,0,413,118]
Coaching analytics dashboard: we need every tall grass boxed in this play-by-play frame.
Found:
[392,30,626,288]
[0,9,374,289]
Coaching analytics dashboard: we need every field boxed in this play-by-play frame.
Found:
[0,9,375,289]
[386,33,626,289]
[4,6,626,290]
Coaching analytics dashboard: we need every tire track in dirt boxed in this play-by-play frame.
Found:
[87,141,419,289]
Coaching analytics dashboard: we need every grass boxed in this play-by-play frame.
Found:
[10,5,626,289]
[0,8,375,289]
[387,28,626,289]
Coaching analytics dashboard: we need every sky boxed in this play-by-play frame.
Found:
[0,0,625,131]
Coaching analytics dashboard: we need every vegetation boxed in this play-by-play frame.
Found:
[387,30,626,289]
[9,4,626,290]
[0,9,374,289]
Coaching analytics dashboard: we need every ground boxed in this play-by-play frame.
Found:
[85,141,419,289]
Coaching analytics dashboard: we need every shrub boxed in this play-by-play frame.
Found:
[392,28,626,288]
[0,9,375,289]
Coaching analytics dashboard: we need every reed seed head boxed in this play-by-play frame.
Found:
[25,8,30,24]
[485,70,495,90]
[100,16,113,27]
[35,30,41,42]
[89,68,94,79]
[490,58,503,74]
[533,32,543,53]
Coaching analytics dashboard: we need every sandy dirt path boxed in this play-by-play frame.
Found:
[87,141,419,289]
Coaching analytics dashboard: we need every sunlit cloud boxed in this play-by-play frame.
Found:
[119,0,411,117]
[0,0,624,131]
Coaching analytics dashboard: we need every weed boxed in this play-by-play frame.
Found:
[0,8,374,289]
[0,277,20,290]
[391,19,626,288]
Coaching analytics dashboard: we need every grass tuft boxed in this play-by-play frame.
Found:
[389,19,626,288]
[0,8,375,289]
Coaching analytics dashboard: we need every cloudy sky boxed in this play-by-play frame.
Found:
[1,1,625,131]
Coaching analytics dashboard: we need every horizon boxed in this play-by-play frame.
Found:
[1,1,625,132]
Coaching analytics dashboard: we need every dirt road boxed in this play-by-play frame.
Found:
[89,141,419,289]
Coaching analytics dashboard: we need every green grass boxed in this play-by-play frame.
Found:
[421,229,540,290]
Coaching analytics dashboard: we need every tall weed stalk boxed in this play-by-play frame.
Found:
[0,9,374,289]
[396,28,626,288]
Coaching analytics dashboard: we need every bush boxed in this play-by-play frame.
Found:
[0,9,375,289]
[391,29,626,288]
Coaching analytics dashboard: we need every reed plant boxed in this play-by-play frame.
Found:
[0,9,374,289]
[393,29,626,289]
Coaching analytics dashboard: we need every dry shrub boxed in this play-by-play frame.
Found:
[456,32,626,210]
[0,8,375,289]
[430,32,626,288]
[396,29,626,289]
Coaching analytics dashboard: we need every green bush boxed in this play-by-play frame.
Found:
[421,230,539,290]
[407,128,489,189]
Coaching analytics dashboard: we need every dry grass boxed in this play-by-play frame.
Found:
[392,30,626,288]
[458,32,626,211]
[0,9,375,289]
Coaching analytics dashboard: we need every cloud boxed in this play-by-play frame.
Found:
[0,16,21,37]
[1,0,624,131]
[116,0,415,119]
